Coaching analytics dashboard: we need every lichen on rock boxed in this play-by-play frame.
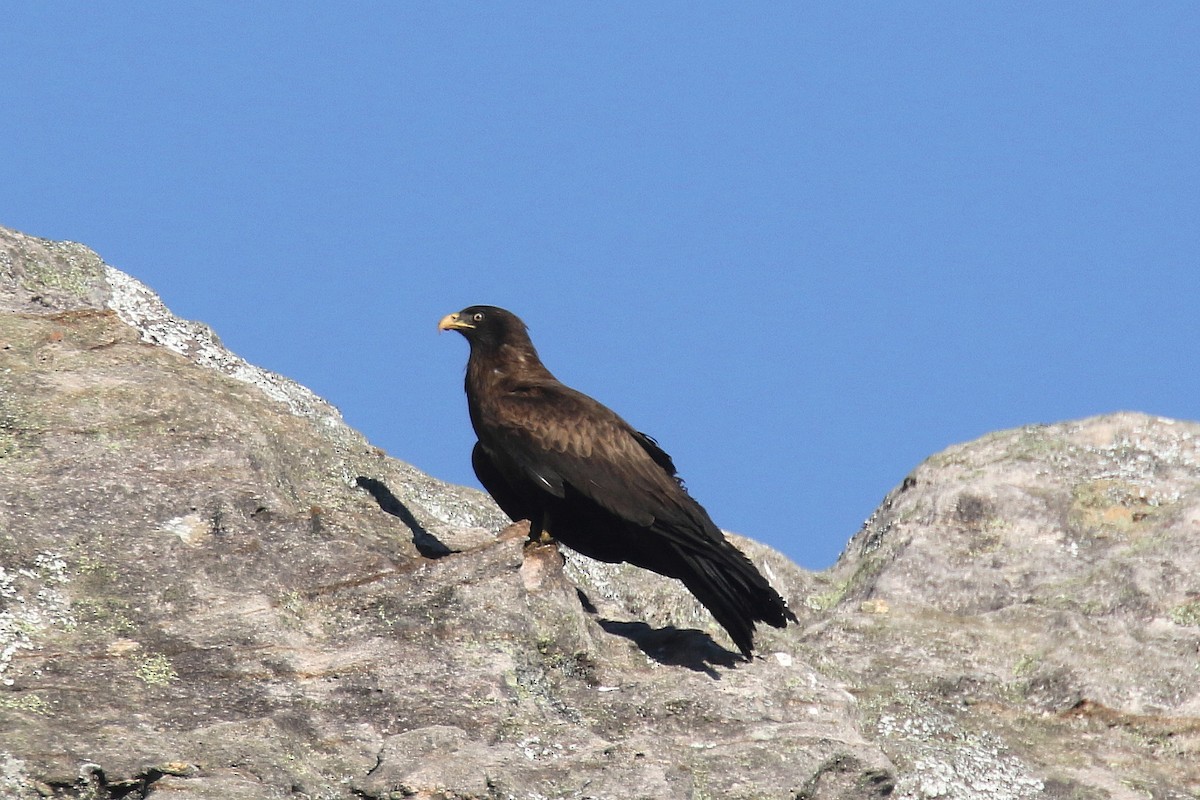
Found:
[1,224,1197,798]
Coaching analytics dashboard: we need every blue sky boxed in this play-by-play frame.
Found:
[3,4,1198,568]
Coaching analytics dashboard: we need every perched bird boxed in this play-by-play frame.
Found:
[439,305,796,658]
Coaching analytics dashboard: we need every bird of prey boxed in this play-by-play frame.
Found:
[439,305,795,658]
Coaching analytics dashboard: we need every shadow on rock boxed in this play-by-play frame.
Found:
[594,616,741,678]
[356,476,456,559]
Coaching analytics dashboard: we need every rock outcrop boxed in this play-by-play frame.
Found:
[1,225,1196,798]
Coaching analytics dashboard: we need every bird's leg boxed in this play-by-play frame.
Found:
[527,510,557,546]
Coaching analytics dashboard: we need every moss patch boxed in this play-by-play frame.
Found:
[1068,480,1168,535]
[135,654,178,687]
[1168,601,1200,627]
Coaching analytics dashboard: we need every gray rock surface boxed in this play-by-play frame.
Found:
[1,224,1197,798]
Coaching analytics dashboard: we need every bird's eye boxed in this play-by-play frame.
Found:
[472,312,485,322]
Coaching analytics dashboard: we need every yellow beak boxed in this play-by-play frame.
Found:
[438,312,473,332]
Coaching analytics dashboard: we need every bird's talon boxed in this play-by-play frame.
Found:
[525,530,557,547]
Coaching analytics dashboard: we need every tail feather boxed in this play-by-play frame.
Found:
[669,535,796,659]
[677,550,756,657]
[550,501,796,659]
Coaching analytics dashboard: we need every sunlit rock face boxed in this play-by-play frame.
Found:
[1,225,1196,799]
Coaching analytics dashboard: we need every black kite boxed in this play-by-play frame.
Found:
[439,305,795,658]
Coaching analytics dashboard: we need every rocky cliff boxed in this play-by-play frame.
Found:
[0,225,1196,799]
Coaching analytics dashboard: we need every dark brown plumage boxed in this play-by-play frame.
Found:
[439,305,796,658]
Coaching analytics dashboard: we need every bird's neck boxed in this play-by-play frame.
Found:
[464,341,555,439]
[465,340,555,393]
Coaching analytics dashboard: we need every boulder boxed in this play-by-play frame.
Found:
[1,225,1195,798]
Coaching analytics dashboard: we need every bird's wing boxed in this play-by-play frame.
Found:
[483,381,703,532]
[472,441,538,523]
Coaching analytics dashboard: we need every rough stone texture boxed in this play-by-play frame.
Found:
[815,415,1200,799]
[0,224,1197,799]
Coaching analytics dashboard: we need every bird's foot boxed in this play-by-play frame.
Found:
[525,529,557,548]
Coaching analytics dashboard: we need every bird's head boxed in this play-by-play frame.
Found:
[438,305,529,350]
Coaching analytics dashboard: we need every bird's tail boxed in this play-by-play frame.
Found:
[669,537,796,659]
